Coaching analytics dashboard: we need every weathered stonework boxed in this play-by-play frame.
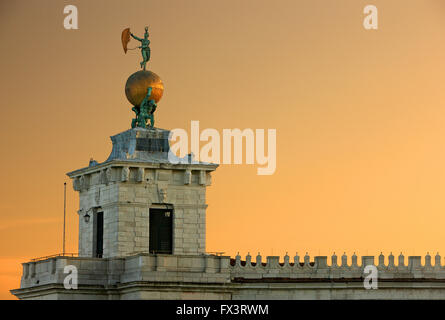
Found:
[11,253,445,300]
[70,165,212,258]
[66,127,217,258]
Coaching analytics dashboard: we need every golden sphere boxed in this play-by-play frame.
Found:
[125,70,164,106]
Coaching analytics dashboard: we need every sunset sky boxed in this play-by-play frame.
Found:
[2,0,445,299]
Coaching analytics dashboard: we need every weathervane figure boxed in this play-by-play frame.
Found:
[122,26,151,70]
[123,25,163,129]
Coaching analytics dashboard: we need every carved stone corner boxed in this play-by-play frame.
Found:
[199,170,206,185]
[206,172,212,186]
[73,177,81,192]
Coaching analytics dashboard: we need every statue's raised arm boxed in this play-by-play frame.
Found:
[130,33,143,42]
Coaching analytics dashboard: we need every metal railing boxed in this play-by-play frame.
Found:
[29,251,226,262]
[207,252,225,256]
[30,253,79,262]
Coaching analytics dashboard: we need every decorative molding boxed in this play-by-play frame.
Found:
[99,170,107,185]
[121,167,130,182]
[158,188,167,203]
[174,204,208,209]
[230,253,445,279]
[199,170,206,185]
[66,159,218,179]
[136,167,144,182]
[105,167,113,184]
[79,175,89,191]
[95,188,101,205]
[184,169,192,185]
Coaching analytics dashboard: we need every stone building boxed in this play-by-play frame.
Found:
[10,126,445,300]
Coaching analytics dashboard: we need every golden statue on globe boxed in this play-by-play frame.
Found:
[122,26,164,129]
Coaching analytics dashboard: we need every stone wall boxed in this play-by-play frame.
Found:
[230,252,445,279]
[69,162,215,258]
[229,252,445,299]
[13,254,231,300]
[11,253,445,300]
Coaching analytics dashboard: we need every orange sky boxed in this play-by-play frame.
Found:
[2,0,445,299]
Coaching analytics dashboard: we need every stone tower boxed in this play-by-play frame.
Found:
[67,127,217,258]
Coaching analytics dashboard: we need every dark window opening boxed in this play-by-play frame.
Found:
[149,209,173,254]
[95,211,103,258]
[135,138,170,152]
